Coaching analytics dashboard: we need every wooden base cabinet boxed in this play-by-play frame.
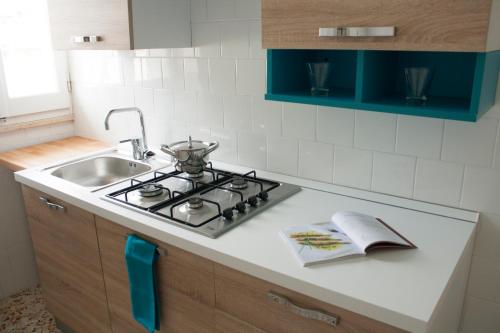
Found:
[21,186,111,333]
[214,264,407,333]
[22,186,412,333]
[95,216,216,333]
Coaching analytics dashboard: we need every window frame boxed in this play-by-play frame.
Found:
[0,1,71,119]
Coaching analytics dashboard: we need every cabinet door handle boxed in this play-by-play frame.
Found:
[39,197,65,212]
[71,35,102,44]
[319,26,396,37]
[267,291,339,327]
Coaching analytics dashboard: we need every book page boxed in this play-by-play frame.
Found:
[331,211,413,252]
[280,222,364,267]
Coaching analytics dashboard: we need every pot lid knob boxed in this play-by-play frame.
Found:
[188,135,192,148]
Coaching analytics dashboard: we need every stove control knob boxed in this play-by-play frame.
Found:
[247,195,258,207]
[258,191,269,201]
[235,202,246,213]
[222,208,234,220]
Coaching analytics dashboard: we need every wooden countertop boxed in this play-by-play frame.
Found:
[0,136,110,171]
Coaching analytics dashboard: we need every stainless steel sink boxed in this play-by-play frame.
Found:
[50,156,152,188]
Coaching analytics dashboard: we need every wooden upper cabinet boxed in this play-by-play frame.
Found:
[262,0,500,52]
[47,0,191,50]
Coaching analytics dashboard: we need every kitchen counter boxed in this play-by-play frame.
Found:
[14,148,478,333]
[0,136,110,171]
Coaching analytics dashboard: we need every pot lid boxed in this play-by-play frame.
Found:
[169,136,212,151]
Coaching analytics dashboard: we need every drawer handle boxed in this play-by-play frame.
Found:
[319,26,396,37]
[39,197,65,212]
[267,291,339,327]
[71,35,102,44]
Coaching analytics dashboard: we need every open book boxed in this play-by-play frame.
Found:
[280,211,416,267]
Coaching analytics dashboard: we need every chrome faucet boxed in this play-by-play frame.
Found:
[104,107,150,160]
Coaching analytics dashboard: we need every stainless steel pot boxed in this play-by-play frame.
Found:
[160,136,219,174]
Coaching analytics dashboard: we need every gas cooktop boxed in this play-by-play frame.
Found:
[102,163,301,238]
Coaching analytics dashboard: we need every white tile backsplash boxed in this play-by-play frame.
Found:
[184,58,209,92]
[354,111,397,152]
[333,146,373,190]
[316,106,355,146]
[442,118,498,167]
[414,159,464,206]
[123,56,142,87]
[210,128,238,163]
[461,166,500,214]
[209,58,236,94]
[298,140,334,183]
[283,103,316,140]
[141,58,163,88]
[249,22,265,59]
[267,135,298,176]
[223,95,251,130]
[396,115,444,159]
[162,58,185,90]
[197,93,224,128]
[174,91,197,123]
[372,152,416,197]
[236,59,266,96]
[67,2,500,329]
[238,131,267,169]
[251,98,282,135]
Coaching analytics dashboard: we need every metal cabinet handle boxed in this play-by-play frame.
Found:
[39,197,65,212]
[71,35,102,44]
[319,27,396,37]
[267,291,339,327]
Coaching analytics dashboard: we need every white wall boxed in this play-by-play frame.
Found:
[0,122,74,299]
[68,0,500,331]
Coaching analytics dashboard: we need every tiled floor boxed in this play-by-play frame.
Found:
[0,287,61,333]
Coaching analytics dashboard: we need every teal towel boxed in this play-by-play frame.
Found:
[125,234,160,333]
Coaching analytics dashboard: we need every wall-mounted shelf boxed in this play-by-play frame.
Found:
[266,50,500,122]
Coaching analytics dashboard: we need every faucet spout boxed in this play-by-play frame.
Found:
[104,107,149,160]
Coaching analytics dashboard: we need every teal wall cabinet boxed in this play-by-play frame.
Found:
[263,0,500,121]
[266,50,500,122]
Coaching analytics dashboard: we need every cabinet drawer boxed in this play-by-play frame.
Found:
[215,309,267,333]
[22,185,94,229]
[263,0,494,51]
[214,263,407,333]
[95,216,216,332]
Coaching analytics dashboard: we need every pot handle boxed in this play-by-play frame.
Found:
[160,144,176,156]
[205,141,219,155]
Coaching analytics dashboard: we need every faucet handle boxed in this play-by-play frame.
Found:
[119,138,146,160]
[119,138,141,144]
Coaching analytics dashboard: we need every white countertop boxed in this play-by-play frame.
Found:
[15,149,478,333]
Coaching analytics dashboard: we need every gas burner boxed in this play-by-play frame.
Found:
[230,176,248,189]
[185,171,205,179]
[104,166,300,238]
[138,183,164,197]
[187,197,204,210]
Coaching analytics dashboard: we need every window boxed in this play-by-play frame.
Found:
[0,0,69,118]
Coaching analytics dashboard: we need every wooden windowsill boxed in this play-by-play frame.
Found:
[0,113,74,134]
